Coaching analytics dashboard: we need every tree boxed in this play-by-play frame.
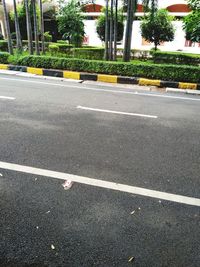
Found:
[2,0,13,54]
[13,0,23,52]
[24,0,33,54]
[32,0,40,54]
[141,9,175,50]
[183,0,200,43]
[57,0,85,47]
[39,0,45,53]
[96,10,124,42]
[113,0,118,60]
[104,0,109,60]
[123,0,158,62]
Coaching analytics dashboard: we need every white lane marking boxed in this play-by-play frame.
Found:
[0,161,200,207]
[1,76,200,102]
[77,105,158,119]
[0,95,15,100]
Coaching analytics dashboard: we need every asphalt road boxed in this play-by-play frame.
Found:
[0,73,200,267]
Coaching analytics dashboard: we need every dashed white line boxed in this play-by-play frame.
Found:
[77,106,158,119]
[0,95,15,100]
[0,161,200,207]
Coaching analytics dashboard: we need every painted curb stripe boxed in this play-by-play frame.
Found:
[117,76,138,84]
[139,78,161,87]
[27,67,43,75]
[98,74,118,83]
[8,65,27,72]
[0,64,199,91]
[63,71,80,80]
[0,64,8,70]
[80,73,97,81]
[43,69,63,78]
[179,82,197,90]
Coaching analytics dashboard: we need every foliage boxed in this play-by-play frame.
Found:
[0,40,8,51]
[183,10,200,43]
[141,9,175,50]
[56,0,85,47]
[6,54,200,83]
[72,48,104,60]
[0,52,10,63]
[11,32,17,40]
[96,8,124,42]
[0,33,4,40]
[187,0,200,10]
[153,51,200,66]
[44,31,52,42]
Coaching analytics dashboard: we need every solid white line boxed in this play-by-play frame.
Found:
[1,76,200,102]
[0,95,15,100]
[77,105,158,119]
[0,161,199,206]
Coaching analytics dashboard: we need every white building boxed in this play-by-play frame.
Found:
[0,0,199,53]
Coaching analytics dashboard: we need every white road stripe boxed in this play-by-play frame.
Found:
[0,161,199,207]
[77,105,158,119]
[0,95,15,100]
[1,76,200,102]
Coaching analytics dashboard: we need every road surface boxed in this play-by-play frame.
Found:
[0,73,200,267]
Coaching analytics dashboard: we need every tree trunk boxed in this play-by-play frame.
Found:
[109,0,114,60]
[25,0,33,55]
[2,0,13,54]
[123,0,136,62]
[39,0,45,54]
[113,0,118,61]
[32,0,40,55]
[13,0,22,52]
[104,0,109,60]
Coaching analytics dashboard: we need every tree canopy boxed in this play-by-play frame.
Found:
[141,9,175,50]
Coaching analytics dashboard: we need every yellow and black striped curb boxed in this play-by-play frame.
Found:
[0,64,200,90]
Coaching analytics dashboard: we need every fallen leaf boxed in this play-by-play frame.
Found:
[51,244,55,250]
[0,173,3,177]
[130,210,135,215]
[46,210,50,214]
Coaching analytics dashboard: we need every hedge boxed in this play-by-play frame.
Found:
[6,55,200,83]
[0,52,9,63]
[153,51,200,66]
[0,40,8,52]
[48,46,104,60]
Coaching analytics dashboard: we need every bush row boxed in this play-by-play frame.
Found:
[2,55,198,83]
[48,44,104,60]
[0,52,10,63]
[0,40,8,52]
[153,51,200,66]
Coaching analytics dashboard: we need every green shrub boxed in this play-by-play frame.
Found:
[14,55,200,83]
[22,40,50,49]
[153,51,200,66]
[0,52,10,63]
[44,31,52,42]
[0,33,4,40]
[48,44,59,56]
[0,40,8,52]
[72,48,104,60]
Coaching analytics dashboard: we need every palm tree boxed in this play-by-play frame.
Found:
[123,0,136,62]
[2,0,13,54]
[109,0,114,60]
[123,0,158,62]
[32,0,40,55]
[39,0,45,54]
[25,0,33,54]
[113,0,118,60]
[104,0,109,60]
[13,0,22,52]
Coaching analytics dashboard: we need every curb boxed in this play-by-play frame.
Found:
[0,64,200,91]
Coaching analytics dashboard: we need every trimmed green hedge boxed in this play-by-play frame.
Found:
[153,51,200,66]
[48,46,104,60]
[0,40,8,52]
[11,55,200,83]
[0,52,10,63]
[72,48,104,60]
